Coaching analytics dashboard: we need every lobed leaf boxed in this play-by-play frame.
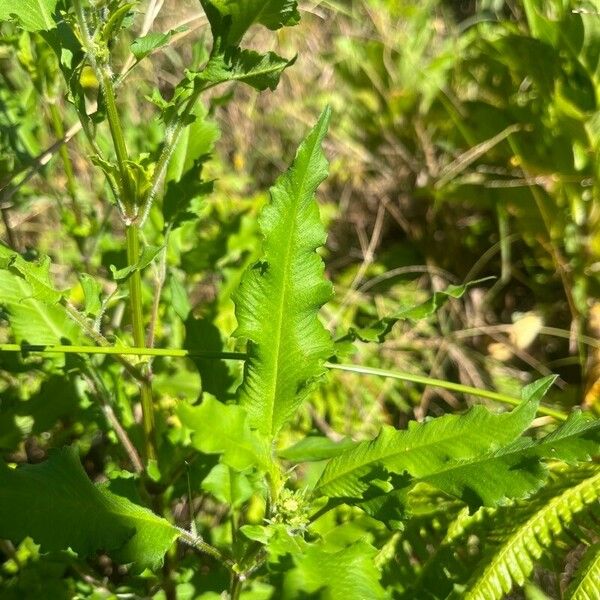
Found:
[0,448,179,569]
[232,108,334,439]
[0,245,64,304]
[0,270,81,346]
[315,377,554,502]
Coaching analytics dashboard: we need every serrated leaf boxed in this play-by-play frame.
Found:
[177,395,269,471]
[287,541,386,600]
[0,245,64,304]
[565,542,600,600]
[200,0,300,47]
[199,49,296,91]
[0,270,81,346]
[0,0,58,31]
[460,467,600,600]
[232,107,334,439]
[423,409,600,509]
[315,377,553,504]
[0,448,179,569]
[339,278,493,344]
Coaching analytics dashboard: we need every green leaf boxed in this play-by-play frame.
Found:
[0,448,179,569]
[0,0,58,31]
[110,245,162,281]
[565,543,600,600]
[424,410,600,509]
[278,436,357,462]
[0,270,81,346]
[339,278,493,344]
[315,377,553,504]
[199,49,296,91]
[130,28,185,61]
[232,107,334,439]
[201,463,254,507]
[166,103,220,184]
[0,245,64,304]
[78,273,103,317]
[286,541,385,600]
[460,467,600,600]
[177,395,269,471]
[200,0,300,47]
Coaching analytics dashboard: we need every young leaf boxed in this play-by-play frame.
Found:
[130,28,185,61]
[110,245,162,282]
[315,377,553,502]
[338,278,493,344]
[0,448,179,569]
[79,273,103,317]
[232,107,334,439]
[0,0,58,31]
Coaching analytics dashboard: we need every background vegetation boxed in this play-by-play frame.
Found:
[2,0,600,598]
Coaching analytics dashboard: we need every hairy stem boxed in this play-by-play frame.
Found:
[127,225,157,461]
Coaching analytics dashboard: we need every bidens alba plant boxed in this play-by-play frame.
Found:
[0,1,599,599]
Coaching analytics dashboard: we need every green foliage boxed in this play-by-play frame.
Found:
[0,448,178,569]
[315,378,552,506]
[1,1,600,598]
[287,542,386,599]
[0,0,58,31]
[566,543,600,600]
[233,107,334,439]
[178,394,269,471]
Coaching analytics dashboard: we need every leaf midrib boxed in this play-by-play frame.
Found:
[265,136,317,437]
[316,417,518,494]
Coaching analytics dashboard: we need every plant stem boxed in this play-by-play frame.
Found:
[0,342,568,420]
[0,342,245,360]
[177,528,236,571]
[138,83,209,226]
[127,225,157,461]
[326,363,568,420]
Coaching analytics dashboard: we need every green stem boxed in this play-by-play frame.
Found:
[126,225,157,461]
[325,363,567,420]
[48,102,81,224]
[177,528,235,571]
[0,342,244,359]
[0,341,568,420]
[138,83,209,226]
